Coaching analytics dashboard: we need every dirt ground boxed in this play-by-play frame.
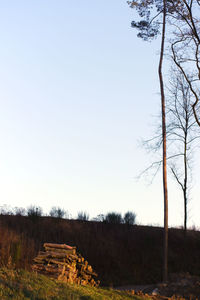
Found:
[116,273,200,299]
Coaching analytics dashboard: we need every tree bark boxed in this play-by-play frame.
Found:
[183,116,188,233]
[158,0,168,283]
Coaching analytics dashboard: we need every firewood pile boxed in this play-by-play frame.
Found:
[32,243,100,287]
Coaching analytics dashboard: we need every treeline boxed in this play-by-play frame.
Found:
[0,205,136,225]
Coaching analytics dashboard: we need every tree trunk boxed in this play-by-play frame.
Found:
[158,0,168,283]
[183,120,188,233]
[183,187,187,232]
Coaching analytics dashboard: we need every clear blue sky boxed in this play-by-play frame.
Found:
[0,1,200,227]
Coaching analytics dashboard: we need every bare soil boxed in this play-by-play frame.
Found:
[116,273,200,299]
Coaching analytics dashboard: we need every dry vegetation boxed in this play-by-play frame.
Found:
[0,214,200,290]
[0,267,146,300]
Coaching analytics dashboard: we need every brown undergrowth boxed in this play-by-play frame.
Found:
[0,215,200,289]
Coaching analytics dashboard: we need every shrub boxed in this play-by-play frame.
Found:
[49,207,67,219]
[27,205,43,221]
[105,212,122,224]
[123,211,136,225]
[49,206,67,219]
[13,207,26,216]
[0,205,13,215]
[93,214,105,222]
[77,211,89,221]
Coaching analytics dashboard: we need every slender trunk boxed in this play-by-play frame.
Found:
[158,0,168,282]
[183,119,188,232]
[183,186,187,232]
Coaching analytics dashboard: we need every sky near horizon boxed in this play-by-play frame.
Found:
[0,1,200,227]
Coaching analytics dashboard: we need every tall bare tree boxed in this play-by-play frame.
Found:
[128,0,200,280]
[160,0,168,282]
[128,0,168,281]
[143,69,200,232]
[168,0,200,126]
[166,70,200,232]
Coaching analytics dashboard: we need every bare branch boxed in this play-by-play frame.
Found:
[170,167,184,190]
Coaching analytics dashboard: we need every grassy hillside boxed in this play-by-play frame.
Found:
[0,267,145,300]
[0,215,200,286]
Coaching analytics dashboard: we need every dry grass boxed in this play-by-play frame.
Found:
[0,267,146,300]
[0,215,200,286]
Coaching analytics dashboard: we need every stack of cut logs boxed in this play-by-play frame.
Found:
[32,243,100,287]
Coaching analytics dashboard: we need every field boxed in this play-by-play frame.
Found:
[0,267,146,300]
[0,215,200,298]
[1,215,200,286]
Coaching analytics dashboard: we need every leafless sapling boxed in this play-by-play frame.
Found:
[142,69,200,232]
